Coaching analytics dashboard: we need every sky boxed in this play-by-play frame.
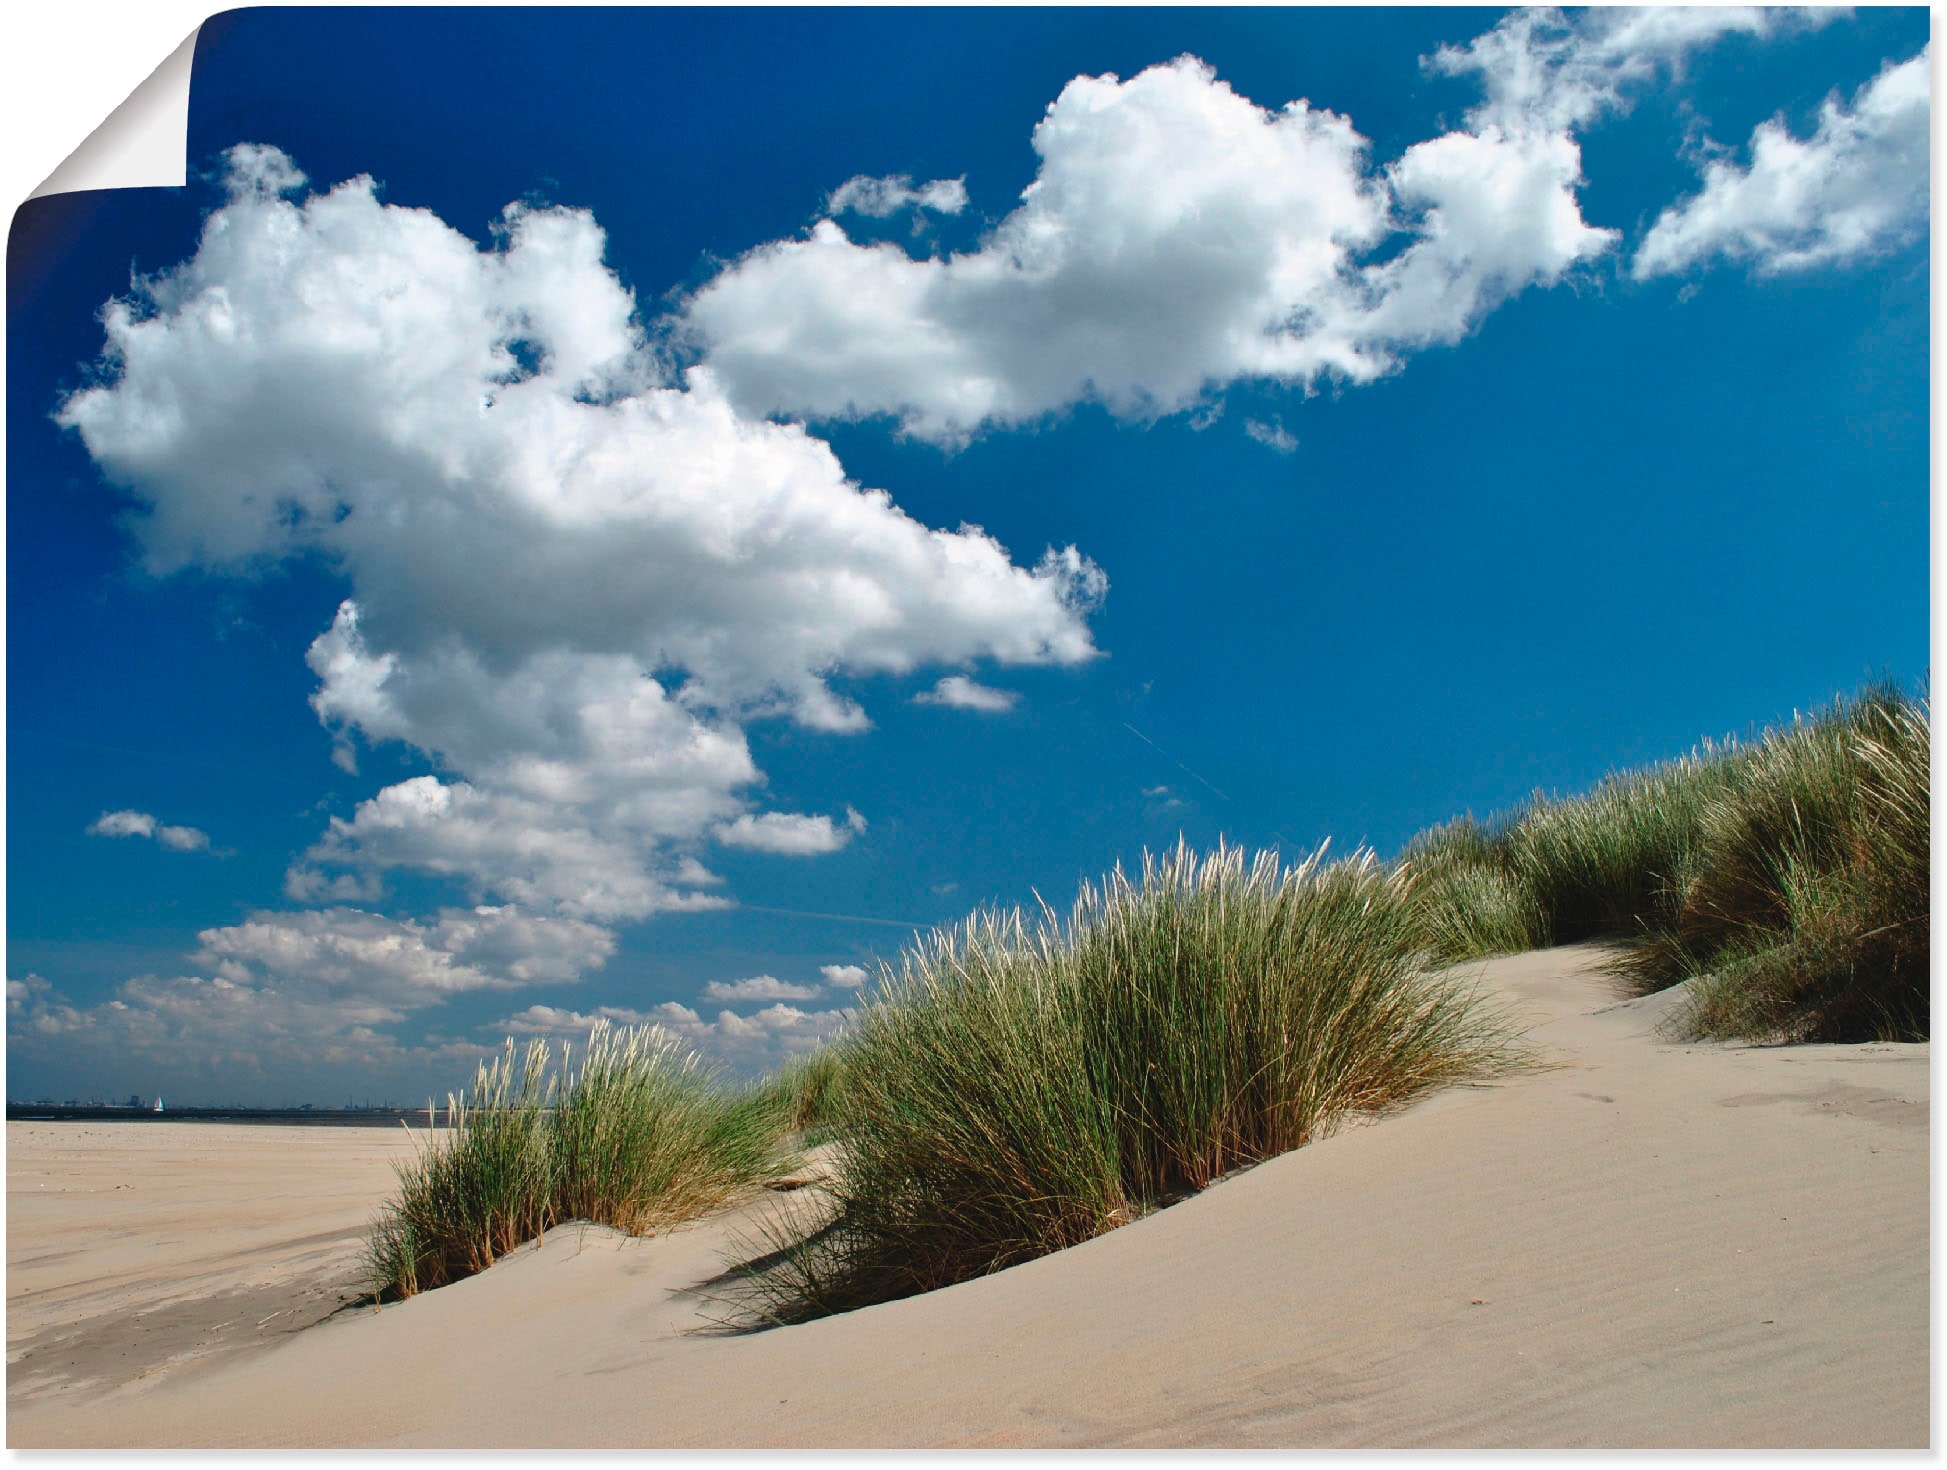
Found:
[5,6,1931,1105]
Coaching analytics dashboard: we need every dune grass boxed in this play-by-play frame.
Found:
[368,682,1925,1311]
[727,842,1525,1323]
[744,1042,853,1143]
[1496,741,1747,946]
[366,1041,554,1299]
[1397,817,1547,961]
[366,1021,791,1300]
[1619,689,1929,1041]
[550,1023,786,1234]
[1395,681,1929,1043]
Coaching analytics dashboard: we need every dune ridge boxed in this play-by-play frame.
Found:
[7,943,1927,1448]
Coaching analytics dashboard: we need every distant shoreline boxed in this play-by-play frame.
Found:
[6,1106,447,1128]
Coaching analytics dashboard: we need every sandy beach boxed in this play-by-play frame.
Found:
[7,943,1927,1448]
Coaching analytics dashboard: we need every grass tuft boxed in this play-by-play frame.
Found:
[551,1021,785,1234]
[366,1023,790,1301]
[1627,687,1929,1041]
[1396,680,1929,1044]
[1397,817,1546,960]
[729,841,1524,1323]
[745,1042,854,1142]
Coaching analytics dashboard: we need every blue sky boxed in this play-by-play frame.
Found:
[6,7,1930,1104]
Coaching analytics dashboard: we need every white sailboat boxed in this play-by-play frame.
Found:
[153,1095,164,1113]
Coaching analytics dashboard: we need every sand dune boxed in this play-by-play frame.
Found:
[7,943,1928,1448]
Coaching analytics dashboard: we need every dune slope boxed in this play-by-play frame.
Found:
[8,943,1927,1448]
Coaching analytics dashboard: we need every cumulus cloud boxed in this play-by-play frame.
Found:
[827,173,969,218]
[193,903,613,1000]
[819,963,870,989]
[7,966,495,1101]
[914,674,1019,712]
[652,999,853,1072]
[496,996,851,1074]
[8,975,84,1038]
[699,974,823,1003]
[683,57,1394,441]
[87,809,213,852]
[715,805,867,856]
[682,17,1850,443]
[57,146,1105,923]
[4,904,611,1098]
[1634,48,1930,278]
[287,774,738,922]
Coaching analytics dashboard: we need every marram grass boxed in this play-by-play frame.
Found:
[726,841,1526,1323]
[1622,689,1929,1042]
[745,1042,853,1141]
[366,1021,791,1300]
[1397,817,1546,961]
[368,683,1926,1311]
[1394,681,1929,1044]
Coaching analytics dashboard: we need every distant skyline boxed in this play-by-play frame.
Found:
[7,7,1930,1104]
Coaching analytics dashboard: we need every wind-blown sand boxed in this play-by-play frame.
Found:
[7,944,1928,1448]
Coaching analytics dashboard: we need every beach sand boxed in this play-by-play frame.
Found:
[7,1119,423,1409]
[7,943,1928,1448]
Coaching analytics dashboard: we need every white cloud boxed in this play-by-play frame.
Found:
[87,809,212,852]
[700,974,823,1003]
[819,963,870,989]
[4,903,612,1099]
[8,976,84,1038]
[89,810,156,838]
[57,146,1105,921]
[1427,7,1824,135]
[684,19,1846,443]
[714,805,866,856]
[683,57,1394,442]
[827,174,969,218]
[193,904,613,999]
[1634,48,1930,278]
[496,997,851,1075]
[287,775,738,922]
[660,999,853,1073]
[1243,419,1297,454]
[1355,124,1615,352]
[914,674,1019,712]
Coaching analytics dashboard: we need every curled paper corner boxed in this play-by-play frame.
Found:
[30,27,199,199]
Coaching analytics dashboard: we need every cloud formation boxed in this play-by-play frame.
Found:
[914,674,1019,712]
[1427,6,1824,134]
[684,57,1395,441]
[195,904,613,999]
[715,805,867,856]
[5,902,612,1098]
[496,996,851,1073]
[87,809,212,852]
[819,963,870,989]
[1243,420,1297,455]
[699,974,823,1003]
[58,147,1106,927]
[682,14,1870,445]
[827,173,969,218]
[1634,48,1930,278]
